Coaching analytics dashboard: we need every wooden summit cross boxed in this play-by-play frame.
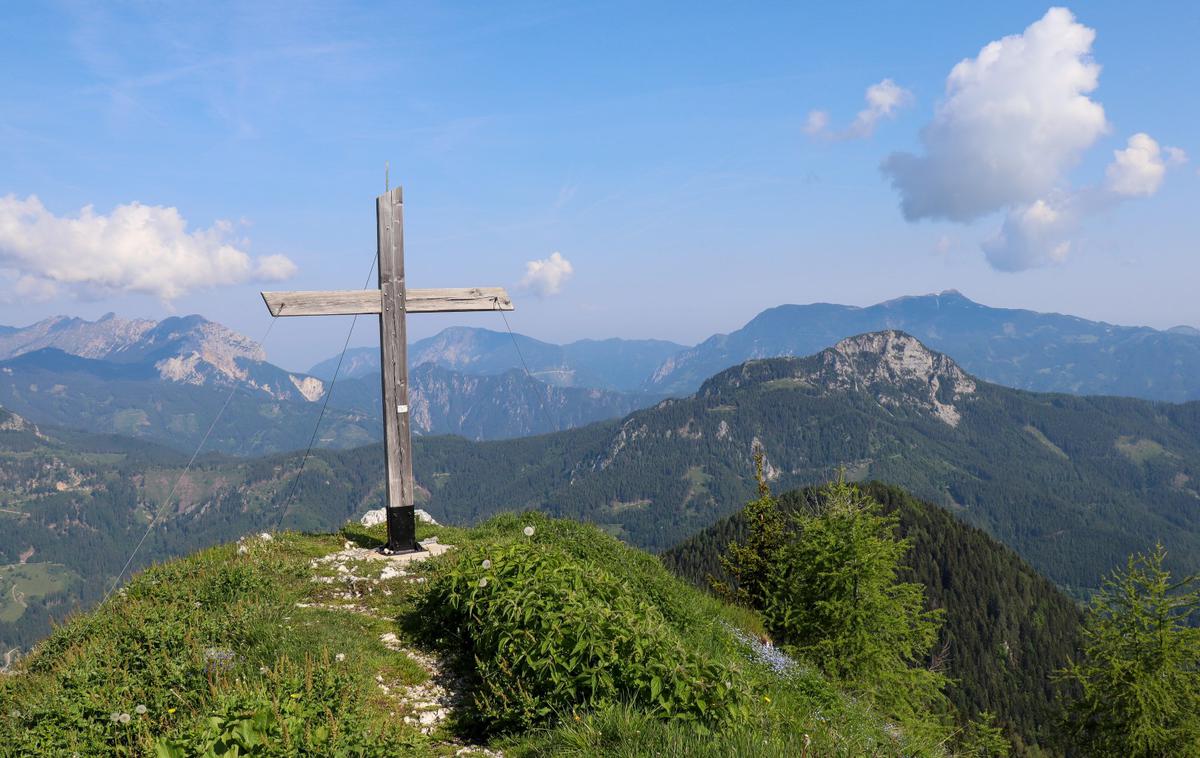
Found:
[261,187,514,553]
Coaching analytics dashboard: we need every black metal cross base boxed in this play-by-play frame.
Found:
[383,505,423,554]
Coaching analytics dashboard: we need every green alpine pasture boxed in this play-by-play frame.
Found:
[2,512,962,757]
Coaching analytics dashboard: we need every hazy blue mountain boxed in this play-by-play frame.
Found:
[327,363,659,441]
[305,346,380,381]
[646,290,1200,401]
[407,331,1200,594]
[0,349,375,456]
[0,313,324,402]
[0,350,657,454]
[309,326,685,392]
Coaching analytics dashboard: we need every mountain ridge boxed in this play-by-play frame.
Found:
[646,290,1200,399]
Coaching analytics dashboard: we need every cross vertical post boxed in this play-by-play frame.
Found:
[260,185,514,554]
[376,188,418,552]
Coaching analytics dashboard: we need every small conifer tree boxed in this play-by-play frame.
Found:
[711,451,786,609]
[761,477,948,719]
[1060,544,1200,756]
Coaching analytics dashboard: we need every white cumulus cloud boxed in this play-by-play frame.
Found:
[0,195,296,301]
[850,79,914,138]
[1105,132,1168,197]
[882,8,1183,271]
[982,198,1076,272]
[519,252,573,296]
[883,7,1107,222]
[805,78,912,140]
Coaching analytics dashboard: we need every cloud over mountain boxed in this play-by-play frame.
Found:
[519,251,573,296]
[882,8,1107,223]
[881,8,1184,271]
[0,195,297,301]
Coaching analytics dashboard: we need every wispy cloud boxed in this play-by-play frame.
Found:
[805,78,913,140]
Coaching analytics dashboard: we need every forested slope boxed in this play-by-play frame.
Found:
[663,482,1083,754]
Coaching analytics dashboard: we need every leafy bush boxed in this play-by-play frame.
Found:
[415,522,747,734]
[154,653,408,757]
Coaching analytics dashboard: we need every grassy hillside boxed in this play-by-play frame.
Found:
[663,483,1083,755]
[0,515,959,756]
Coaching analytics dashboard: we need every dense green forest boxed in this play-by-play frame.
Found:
[663,482,1083,755]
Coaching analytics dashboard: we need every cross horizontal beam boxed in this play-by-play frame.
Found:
[261,286,513,317]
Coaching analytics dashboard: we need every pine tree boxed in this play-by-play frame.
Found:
[760,478,948,719]
[711,452,786,609]
[1060,544,1200,756]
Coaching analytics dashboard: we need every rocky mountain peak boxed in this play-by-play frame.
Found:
[0,313,324,403]
[825,330,970,385]
[0,406,41,436]
[817,331,976,425]
[700,331,976,427]
[0,314,156,361]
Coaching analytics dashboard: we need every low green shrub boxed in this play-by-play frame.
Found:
[416,523,747,734]
[154,653,410,757]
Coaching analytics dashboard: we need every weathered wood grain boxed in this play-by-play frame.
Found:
[377,188,415,528]
[260,286,513,316]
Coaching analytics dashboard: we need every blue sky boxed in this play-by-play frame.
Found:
[1,2,1197,370]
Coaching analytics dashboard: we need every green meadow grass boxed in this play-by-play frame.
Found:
[1,514,951,756]
[0,563,76,623]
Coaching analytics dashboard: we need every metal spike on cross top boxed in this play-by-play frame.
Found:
[261,187,515,553]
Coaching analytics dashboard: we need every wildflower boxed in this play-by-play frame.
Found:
[523,526,535,537]
[291,693,301,699]
[134,704,147,715]
[167,708,177,715]
[481,559,492,569]
[110,713,121,723]
[763,695,771,703]
[237,544,249,556]
[478,577,489,588]
[118,713,131,724]
[335,653,346,662]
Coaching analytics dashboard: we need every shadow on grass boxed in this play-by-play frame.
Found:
[341,523,386,549]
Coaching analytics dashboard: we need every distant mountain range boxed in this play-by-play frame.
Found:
[644,290,1200,399]
[408,331,1200,594]
[313,290,1200,403]
[310,327,685,393]
[7,290,1200,457]
[0,315,655,452]
[5,331,1200,654]
[327,364,654,441]
[0,313,321,402]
